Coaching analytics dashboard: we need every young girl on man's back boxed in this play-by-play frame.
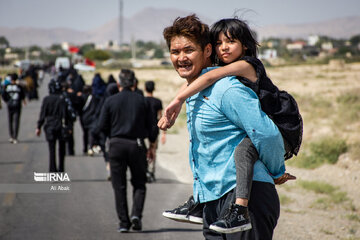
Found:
[161,18,301,234]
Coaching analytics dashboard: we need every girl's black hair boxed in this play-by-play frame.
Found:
[210,18,259,64]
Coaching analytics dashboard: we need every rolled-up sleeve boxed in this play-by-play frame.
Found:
[220,86,285,179]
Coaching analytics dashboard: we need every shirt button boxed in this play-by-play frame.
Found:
[190,139,192,143]
[195,178,198,180]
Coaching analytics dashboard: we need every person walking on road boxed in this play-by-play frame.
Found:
[96,69,157,233]
[36,79,73,172]
[144,80,166,182]
[2,73,26,144]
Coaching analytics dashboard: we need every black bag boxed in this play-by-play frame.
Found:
[61,119,72,140]
[239,56,303,159]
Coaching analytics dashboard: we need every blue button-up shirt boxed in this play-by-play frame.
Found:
[186,67,285,203]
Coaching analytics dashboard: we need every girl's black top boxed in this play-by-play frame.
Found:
[238,56,303,159]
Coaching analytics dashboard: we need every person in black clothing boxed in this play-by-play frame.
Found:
[61,81,79,156]
[144,80,166,182]
[107,74,117,85]
[133,77,144,96]
[79,85,99,155]
[96,69,157,233]
[2,73,26,144]
[36,79,73,172]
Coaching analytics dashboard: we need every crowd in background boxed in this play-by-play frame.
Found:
[0,64,165,181]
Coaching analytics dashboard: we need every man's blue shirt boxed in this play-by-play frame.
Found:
[186,67,285,203]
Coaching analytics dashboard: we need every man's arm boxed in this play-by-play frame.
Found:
[37,97,47,130]
[221,85,285,179]
[94,98,111,137]
[144,99,157,163]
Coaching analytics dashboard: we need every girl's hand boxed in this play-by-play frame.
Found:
[157,116,170,130]
[164,98,183,128]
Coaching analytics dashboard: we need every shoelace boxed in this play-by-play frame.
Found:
[174,199,191,211]
[222,204,239,223]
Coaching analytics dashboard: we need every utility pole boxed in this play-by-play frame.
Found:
[119,0,123,48]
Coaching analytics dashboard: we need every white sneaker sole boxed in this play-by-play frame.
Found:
[162,212,203,224]
[209,222,252,234]
[188,215,203,224]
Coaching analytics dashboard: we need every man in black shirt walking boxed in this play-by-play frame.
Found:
[2,73,26,144]
[96,69,157,233]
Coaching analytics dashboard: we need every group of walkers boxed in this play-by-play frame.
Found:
[1,13,304,240]
[35,66,165,182]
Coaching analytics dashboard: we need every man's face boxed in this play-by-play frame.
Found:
[169,36,210,83]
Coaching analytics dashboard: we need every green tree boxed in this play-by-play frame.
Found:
[350,34,360,46]
[29,45,42,52]
[79,43,95,55]
[49,44,65,55]
[136,40,145,48]
[84,49,111,61]
[0,36,10,48]
[144,41,157,50]
[50,44,62,51]
[112,50,131,59]
[153,48,164,58]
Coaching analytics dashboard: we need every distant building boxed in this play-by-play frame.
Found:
[321,42,334,51]
[95,41,121,51]
[308,35,320,46]
[262,39,280,48]
[286,41,307,51]
[61,42,69,51]
[30,51,41,57]
[4,53,19,60]
[259,49,278,60]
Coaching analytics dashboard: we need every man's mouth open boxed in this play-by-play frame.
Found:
[178,63,193,71]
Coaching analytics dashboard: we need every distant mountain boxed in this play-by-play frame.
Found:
[0,8,359,47]
[257,16,360,40]
[0,26,91,47]
[87,7,206,44]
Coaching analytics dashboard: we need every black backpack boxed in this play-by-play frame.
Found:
[239,56,303,159]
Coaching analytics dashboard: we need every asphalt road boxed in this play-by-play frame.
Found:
[0,73,203,240]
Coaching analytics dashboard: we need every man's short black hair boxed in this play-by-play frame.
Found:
[145,81,155,93]
[119,69,135,88]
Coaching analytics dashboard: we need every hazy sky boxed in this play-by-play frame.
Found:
[0,0,359,31]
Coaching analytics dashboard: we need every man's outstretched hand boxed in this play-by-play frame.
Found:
[158,98,184,130]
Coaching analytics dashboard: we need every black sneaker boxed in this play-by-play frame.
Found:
[146,171,156,183]
[162,195,203,224]
[209,204,252,234]
[131,216,142,231]
[117,227,130,233]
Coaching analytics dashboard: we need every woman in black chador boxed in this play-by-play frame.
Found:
[36,79,73,172]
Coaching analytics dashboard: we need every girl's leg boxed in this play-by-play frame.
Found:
[234,137,259,206]
[209,137,259,234]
